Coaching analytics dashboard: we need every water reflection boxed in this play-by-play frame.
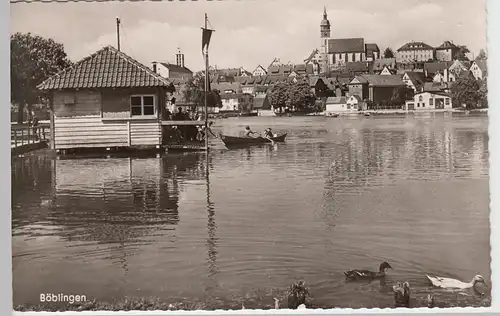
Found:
[205,154,219,281]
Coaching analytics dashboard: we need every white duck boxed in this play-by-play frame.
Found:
[426,274,486,290]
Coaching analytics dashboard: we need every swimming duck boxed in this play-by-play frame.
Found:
[392,281,410,308]
[344,261,393,281]
[426,274,487,290]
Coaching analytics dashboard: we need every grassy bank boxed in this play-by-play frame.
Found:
[14,295,491,312]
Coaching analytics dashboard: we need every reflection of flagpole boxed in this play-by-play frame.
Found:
[205,155,218,279]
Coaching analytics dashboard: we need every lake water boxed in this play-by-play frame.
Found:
[12,113,491,309]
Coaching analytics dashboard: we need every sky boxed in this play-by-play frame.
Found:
[10,0,487,72]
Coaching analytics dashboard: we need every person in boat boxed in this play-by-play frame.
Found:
[263,128,274,139]
[244,126,258,138]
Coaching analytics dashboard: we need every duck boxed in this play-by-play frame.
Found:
[273,298,279,310]
[427,294,435,308]
[286,281,308,309]
[344,261,393,281]
[392,281,410,308]
[426,274,487,290]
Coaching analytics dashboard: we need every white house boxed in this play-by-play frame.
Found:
[346,95,365,110]
[432,68,456,83]
[325,96,355,113]
[470,60,487,80]
[220,93,254,112]
[404,91,452,111]
[252,65,267,77]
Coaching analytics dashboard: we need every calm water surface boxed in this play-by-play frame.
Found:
[12,113,491,309]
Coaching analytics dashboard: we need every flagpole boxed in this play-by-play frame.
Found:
[204,13,209,153]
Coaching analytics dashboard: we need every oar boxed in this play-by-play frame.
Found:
[259,133,274,145]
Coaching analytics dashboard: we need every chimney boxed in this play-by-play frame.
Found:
[152,61,157,73]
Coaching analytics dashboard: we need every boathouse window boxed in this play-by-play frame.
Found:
[131,95,155,116]
[429,98,434,106]
[445,98,450,105]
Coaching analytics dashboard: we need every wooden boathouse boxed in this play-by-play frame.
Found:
[37,45,206,153]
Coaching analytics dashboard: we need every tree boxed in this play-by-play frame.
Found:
[285,81,316,111]
[11,32,72,123]
[268,81,316,113]
[268,82,289,112]
[182,74,222,112]
[477,49,487,60]
[453,45,470,61]
[478,78,488,108]
[450,72,481,109]
[383,47,395,59]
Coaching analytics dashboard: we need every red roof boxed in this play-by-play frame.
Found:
[37,46,171,90]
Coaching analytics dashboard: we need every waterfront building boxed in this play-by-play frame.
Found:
[348,74,406,104]
[325,96,351,113]
[37,45,175,151]
[404,91,452,111]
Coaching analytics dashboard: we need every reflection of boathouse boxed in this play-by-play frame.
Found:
[50,154,206,244]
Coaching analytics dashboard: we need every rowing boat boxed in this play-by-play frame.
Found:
[219,133,287,147]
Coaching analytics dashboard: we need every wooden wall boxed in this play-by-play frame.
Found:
[53,90,101,117]
[52,88,164,150]
[54,117,129,149]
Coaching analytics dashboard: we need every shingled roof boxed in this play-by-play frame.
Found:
[328,38,365,53]
[436,41,457,50]
[351,74,405,87]
[37,46,171,90]
[158,62,193,74]
[397,41,434,52]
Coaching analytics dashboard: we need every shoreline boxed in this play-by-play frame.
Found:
[306,108,488,117]
[14,294,491,312]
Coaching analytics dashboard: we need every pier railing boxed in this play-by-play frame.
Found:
[11,123,50,149]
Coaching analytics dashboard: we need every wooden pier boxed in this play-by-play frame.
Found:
[11,123,50,155]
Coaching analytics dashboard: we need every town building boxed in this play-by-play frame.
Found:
[435,41,461,62]
[153,49,193,80]
[470,59,488,80]
[219,92,254,113]
[372,58,397,73]
[325,96,352,113]
[424,61,453,79]
[37,45,175,151]
[346,95,365,111]
[404,91,452,111]
[396,41,435,63]
[348,74,407,106]
[252,65,267,76]
[402,72,426,93]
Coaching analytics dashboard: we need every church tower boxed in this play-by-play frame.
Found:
[320,6,331,74]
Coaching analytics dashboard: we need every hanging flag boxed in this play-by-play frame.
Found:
[202,28,213,55]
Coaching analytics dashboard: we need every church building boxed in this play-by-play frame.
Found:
[319,7,381,73]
